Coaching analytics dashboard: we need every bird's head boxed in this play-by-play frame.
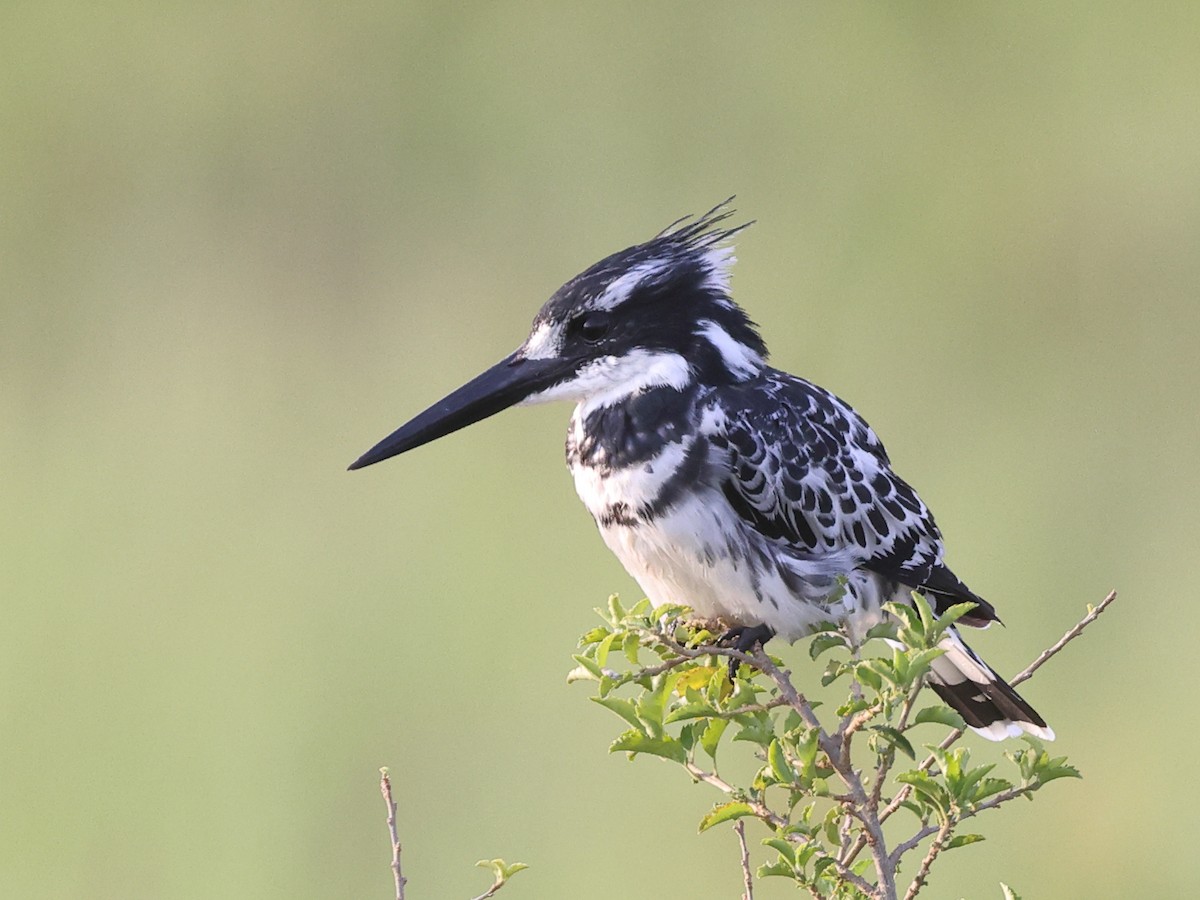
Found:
[349,201,768,470]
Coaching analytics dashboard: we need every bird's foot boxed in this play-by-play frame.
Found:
[718,623,776,681]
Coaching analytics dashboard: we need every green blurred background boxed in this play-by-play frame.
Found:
[2,3,1197,897]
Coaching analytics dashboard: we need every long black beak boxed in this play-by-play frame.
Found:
[348,351,572,470]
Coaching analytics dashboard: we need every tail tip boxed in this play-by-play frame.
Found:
[970,720,1056,742]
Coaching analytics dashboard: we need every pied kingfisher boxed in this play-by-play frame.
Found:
[350,203,1052,742]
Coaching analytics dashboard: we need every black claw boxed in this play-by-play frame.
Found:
[719,623,776,681]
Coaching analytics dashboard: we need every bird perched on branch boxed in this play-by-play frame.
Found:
[350,202,1052,742]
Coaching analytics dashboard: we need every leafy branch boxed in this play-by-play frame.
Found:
[569,590,1115,899]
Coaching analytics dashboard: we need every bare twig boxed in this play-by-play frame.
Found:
[901,819,951,900]
[868,679,927,812]
[379,768,406,900]
[683,762,788,830]
[470,881,505,900]
[746,650,823,732]
[1010,589,1116,688]
[711,697,792,718]
[891,781,1034,865]
[650,629,762,673]
[734,820,755,900]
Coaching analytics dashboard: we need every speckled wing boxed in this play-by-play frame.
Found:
[706,370,996,625]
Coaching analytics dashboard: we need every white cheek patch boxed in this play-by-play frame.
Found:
[697,319,763,379]
[521,321,564,360]
[521,349,692,408]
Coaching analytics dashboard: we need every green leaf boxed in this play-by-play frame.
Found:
[911,590,936,635]
[913,705,966,729]
[794,728,819,772]
[475,858,529,885]
[566,665,598,684]
[812,855,838,879]
[929,601,981,635]
[610,729,688,764]
[896,771,952,819]
[569,653,603,680]
[648,600,682,621]
[864,620,898,642]
[677,721,700,753]
[635,672,680,738]
[578,626,610,646]
[597,672,618,698]
[698,800,754,832]
[853,661,884,692]
[699,717,728,761]
[929,746,964,782]
[903,647,946,682]
[862,657,898,687]
[821,806,841,846]
[885,600,922,639]
[951,762,997,804]
[870,725,915,760]
[733,717,776,748]
[675,664,722,695]
[590,696,644,732]
[809,631,849,660]
[1030,751,1082,784]
[836,697,872,717]
[762,837,796,866]
[606,594,625,622]
[594,631,620,667]
[971,777,1013,805]
[665,701,717,724]
[628,600,657,619]
[767,739,794,784]
[757,860,797,879]
[945,833,986,850]
[621,631,642,665]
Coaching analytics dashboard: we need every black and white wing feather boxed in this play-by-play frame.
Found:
[705,370,1052,740]
[707,370,995,625]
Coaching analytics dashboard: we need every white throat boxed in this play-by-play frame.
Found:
[521,349,692,412]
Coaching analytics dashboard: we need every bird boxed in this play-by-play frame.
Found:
[349,201,1052,742]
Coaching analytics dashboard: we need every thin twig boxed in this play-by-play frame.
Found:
[379,768,406,900]
[901,819,951,900]
[651,629,762,673]
[710,697,792,719]
[1010,589,1116,687]
[734,820,755,900]
[746,650,823,732]
[684,762,788,830]
[868,679,925,811]
[898,781,1040,857]
[470,881,505,900]
[748,649,892,900]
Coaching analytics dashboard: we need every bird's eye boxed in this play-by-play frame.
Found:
[573,312,611,344]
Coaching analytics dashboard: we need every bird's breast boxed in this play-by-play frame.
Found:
[570,435,706,528]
